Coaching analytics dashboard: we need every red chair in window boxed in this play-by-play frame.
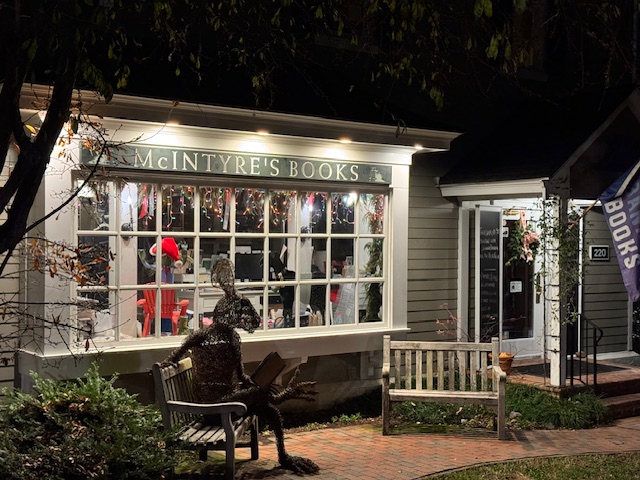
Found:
[137,285,189,337]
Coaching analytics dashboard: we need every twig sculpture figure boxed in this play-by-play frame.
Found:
[163,259,319,473]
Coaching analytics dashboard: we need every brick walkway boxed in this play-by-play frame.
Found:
[197,416,640,479]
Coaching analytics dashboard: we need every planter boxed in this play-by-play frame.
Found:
[489,352,515,375]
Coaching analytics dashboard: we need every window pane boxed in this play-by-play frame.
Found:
[268,238,290,280]
[300,192,327,233]
[360,193,384,234]
[129,182,157,232]
[361,282,383,322]
[173,238,195,284]
[332,281,357,324]
[236,238,265,282]
[135,236,157,284]
[331,239,354,278]
[162,185,195,232]
[269,190,297,233]
[136,285,190,337]
[200,187,231,232]
[200,238,231,281]
[359,238,384,277]
[77,235,113,286]
[76,290,115,342]
[304,281,327,327]
[77,180,113,231]
[331,192,356,234]
[236,187,265,233]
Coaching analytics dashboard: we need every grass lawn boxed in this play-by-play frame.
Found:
[428,452,640,479]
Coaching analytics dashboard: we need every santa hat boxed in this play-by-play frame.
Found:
[149,237,183,268]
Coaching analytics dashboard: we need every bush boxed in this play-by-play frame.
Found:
[0,363,174,480]
[391,383,611,431]
[505,383,611,429]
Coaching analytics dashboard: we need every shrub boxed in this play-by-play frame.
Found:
[391,383,611,431]
[0,363,174,480]
[505,383,611,429]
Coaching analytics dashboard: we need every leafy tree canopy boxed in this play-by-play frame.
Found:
[0,0,634,262]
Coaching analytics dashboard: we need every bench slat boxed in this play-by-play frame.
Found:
[404,349,412,389]
[426,351,433,390]
[416,350,423,391]
[389,340,493,352]
[437,351,444,390]
[389,389,499,406]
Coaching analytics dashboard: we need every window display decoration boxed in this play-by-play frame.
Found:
[506,211,540,266]
[149,237,183,283]
[236,188,265,232]
[200,187,228,226]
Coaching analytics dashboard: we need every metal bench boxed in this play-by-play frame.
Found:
[152,358,259,479]
[382,335,507,440]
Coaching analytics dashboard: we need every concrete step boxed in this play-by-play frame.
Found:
[601,392,640,419]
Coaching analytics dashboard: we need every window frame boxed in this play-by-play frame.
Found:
[73,172,390,347]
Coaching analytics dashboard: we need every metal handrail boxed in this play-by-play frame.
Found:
[568,314,604,393]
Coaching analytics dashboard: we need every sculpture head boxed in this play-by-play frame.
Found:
[211,258,261,333]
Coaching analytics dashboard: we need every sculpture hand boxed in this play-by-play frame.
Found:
[270,368,318,404]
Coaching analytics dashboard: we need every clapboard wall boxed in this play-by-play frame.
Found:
[406,158,459,340]
[582,206,630,353]
[0,152,20,391]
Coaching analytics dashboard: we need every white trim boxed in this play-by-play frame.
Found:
[440,179,547,198]
[457,208,470,341]
[17,327,409,380]
[20,84,460,150]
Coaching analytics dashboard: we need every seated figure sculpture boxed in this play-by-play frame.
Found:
[163,258,319,474]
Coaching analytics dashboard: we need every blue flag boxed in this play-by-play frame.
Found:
[599,159,640,302]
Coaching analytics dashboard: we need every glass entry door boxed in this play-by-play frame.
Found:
[500,209,544,357]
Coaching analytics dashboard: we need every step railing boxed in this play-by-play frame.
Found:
[567,314,604,393]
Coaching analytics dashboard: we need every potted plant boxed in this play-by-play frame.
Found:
[488,351,515,374]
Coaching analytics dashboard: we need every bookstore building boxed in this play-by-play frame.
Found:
[15,86,457,404]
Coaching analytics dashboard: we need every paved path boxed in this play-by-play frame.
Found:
[216,417,640,479]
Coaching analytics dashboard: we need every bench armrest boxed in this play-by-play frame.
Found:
[492,365,507,383]
[166,400,248,417]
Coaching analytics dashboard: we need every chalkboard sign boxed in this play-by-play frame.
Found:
[478,209,501,339]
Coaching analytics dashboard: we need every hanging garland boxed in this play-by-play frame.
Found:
[506,210,540,266]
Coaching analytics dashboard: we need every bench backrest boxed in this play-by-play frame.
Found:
[152,357,197,430]
[383,336,501,393]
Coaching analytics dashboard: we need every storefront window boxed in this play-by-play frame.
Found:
[75,178,387,345]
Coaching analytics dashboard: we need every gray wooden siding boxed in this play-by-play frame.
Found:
[406,165,459,340]
[582,207,630,353]
[0,159,19,390]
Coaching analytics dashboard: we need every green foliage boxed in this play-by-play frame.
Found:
[0,363,174,480]
[393,400,494,427]
[505,383,610,430]
[536,199,587,324]
[331,412,362,424]
[391,383,610,431]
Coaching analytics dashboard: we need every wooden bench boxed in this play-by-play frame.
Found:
[382,335,507,440]
[152,358,259,479]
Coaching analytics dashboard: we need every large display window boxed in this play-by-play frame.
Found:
[75,177,387,344]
